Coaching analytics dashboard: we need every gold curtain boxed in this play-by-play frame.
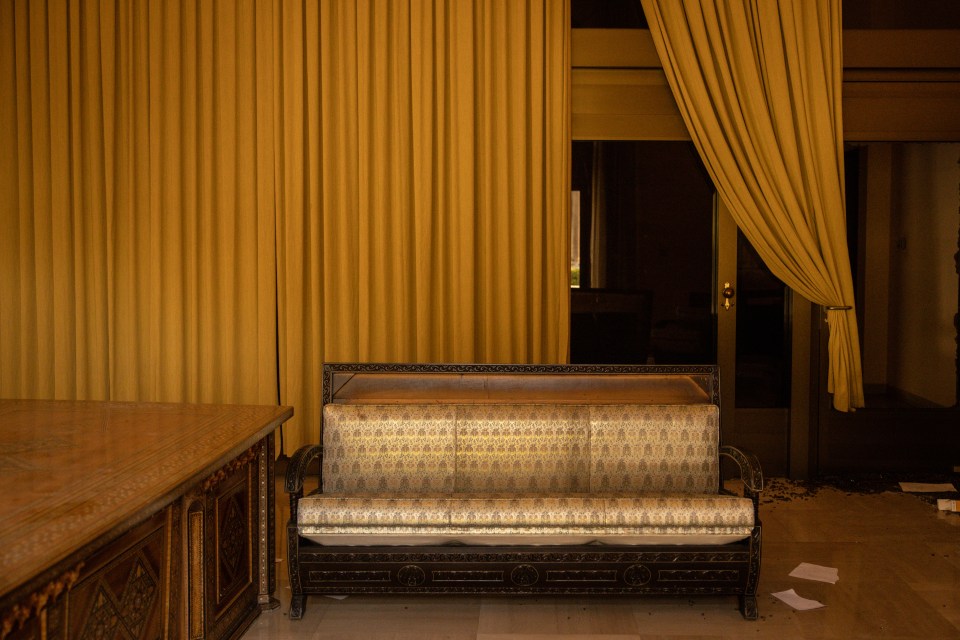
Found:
[272,0,570,450]
[0,0,279,406]
[640,0,864,411]
[1,0,571,451]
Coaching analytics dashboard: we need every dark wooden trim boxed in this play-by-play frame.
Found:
[323,362,720,405]
[571,29,960,142]
[289,536,761,621]
[572,29,960,71]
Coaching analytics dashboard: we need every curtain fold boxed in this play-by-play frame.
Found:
[2,0,571,453]
[1,0,279,407]
[273,0,570,450]
[640,0,864,411]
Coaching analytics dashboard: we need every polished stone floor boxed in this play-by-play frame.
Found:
[243,478,960,639]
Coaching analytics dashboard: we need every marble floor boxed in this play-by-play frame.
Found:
[243,478,960,639]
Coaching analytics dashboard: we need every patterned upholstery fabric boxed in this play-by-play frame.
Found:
[313,402,739,542]
[298,492,754,537]
[322,403,718,495]
[322,404,456,492]
[590,404,718,494]
[456,405,590,492]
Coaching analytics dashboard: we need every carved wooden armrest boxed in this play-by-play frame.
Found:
[284,445,323,519]
[719,445,764,502]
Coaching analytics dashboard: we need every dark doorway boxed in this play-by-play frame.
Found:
[570,141,716,365]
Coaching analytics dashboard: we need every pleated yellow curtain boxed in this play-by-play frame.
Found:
[640,0,864,411]
[272,1,571,449]
[0,0,279,406]
[1,0,570,452]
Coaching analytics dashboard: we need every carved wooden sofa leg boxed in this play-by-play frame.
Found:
[739,523,762,620]
[285,443,323,621]
[287,521,306,620]
[289,594,306,620]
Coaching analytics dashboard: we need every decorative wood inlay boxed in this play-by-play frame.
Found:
[303,550,750,564]
[117,557,159,636]
[546,570,617,583]
[200,445,259,494]
[431,571,504,583]
[81,586,121,639]
[1,402,289,640]
[214,471,253,611]
[397,566,426,586]
[162,503,177,639]
[188,508,205,640]
[623,564,652,586]
[307,571,391,583]
[747,526,762,595]
[0,400,290,604]
[257,433,279,610]
[0,563,82,640]
[219,496,246,586]
[658,569,740,582]
[322,362,720,406]
[510,565,539,586]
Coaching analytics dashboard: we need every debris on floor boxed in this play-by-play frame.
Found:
[789,562,839,584]
[937,498,958,512]
[899,482,957,493]
[772,588,825,611]
[758,472,960,508]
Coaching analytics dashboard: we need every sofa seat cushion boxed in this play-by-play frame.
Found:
[298,492,754,546]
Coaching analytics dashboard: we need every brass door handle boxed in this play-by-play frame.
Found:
[722,282,735,310]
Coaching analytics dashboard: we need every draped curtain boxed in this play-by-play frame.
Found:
[640,0,864,410]
[274,1,570,448]
[0,0,570,451]
[0,0,279,406]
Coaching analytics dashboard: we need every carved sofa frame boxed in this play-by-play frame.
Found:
[284,363,764,620]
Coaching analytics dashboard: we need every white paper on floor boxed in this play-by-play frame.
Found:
[789,562,839,584]
[937,498,958,511]
[772,588,826,611]
[898,482,957,492]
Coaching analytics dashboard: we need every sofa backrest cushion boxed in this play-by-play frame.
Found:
[589,404,718,493]
[455,404,591,492]
[322,403,718,495]
[322,404,457,492]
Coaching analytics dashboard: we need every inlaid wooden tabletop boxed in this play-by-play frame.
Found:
[0,399,292,602]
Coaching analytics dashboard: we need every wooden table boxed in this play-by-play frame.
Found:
[0,400,292,640]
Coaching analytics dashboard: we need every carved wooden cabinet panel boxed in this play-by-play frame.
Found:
[186,446,263,640]
[1,441,273,640]
[1,403,288,640]
[2,508,179,640]
[68,508,180,639]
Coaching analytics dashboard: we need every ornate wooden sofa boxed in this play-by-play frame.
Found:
[285,363,763,620]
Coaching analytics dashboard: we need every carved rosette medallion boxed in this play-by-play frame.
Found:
[623,564,652,586]
[397,565,426,587]
[510,564,539,586]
